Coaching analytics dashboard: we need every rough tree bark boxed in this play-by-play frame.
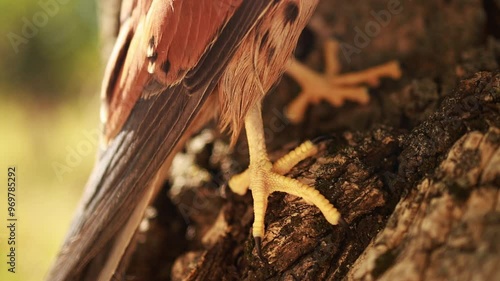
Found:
[97,0,500,280]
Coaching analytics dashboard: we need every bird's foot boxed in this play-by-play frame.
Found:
[229,105,341,257]
[285,39,402,123]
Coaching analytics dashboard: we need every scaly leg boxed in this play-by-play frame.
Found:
[229,103,341,256]
[285,39,402,123]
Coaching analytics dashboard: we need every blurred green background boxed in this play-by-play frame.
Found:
[0,0,102,280]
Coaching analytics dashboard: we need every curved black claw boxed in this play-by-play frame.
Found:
[311,134,335,145]
[338,217,355,242]
[338,217,349,230]
[254,236,264,260]
[220,182,229,199]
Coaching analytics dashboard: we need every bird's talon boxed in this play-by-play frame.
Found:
[220,182,229,199]
[338,217,349,230]
[285,39,402,123]
[254,236,264,260]
[230,104,341,258]
[311,135,335,145]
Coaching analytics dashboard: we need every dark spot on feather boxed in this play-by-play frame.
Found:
[273,0,281,5]
[161,60,171,74]
[284,3,299,24]
[267,46,276,63]
[147,36,157,61]
[260,30,269,51]
[147,53,158,63]
[148,36,155,48]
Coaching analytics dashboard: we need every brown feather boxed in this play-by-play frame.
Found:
[218,0,317,145]
[47,1,274,280]
[102,0,244,143]
[47,0,319,280]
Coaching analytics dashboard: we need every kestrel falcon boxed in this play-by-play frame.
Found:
[47,0,401,280]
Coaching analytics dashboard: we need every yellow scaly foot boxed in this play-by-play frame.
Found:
[285,39,402,123]
[229,103,341,257]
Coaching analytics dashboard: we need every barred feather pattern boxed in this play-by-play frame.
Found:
[218,0,318,145]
